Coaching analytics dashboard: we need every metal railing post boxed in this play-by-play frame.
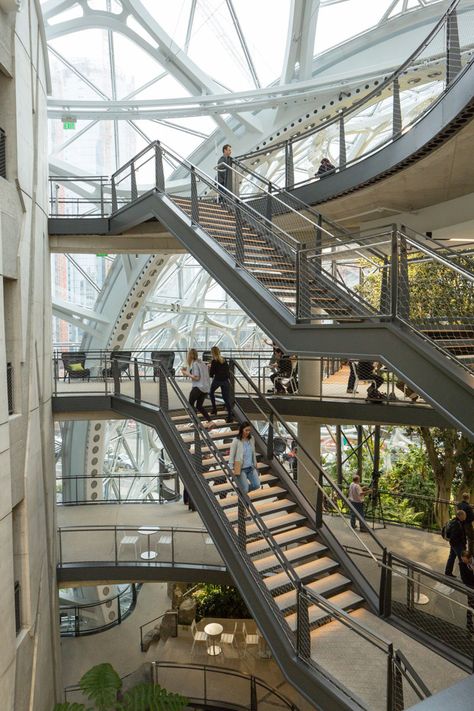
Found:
[379,549,392,618]
[296,245,310,321]
[339,113,346,169]
[130,162,138,202]
[114,526,118,565]
[159,367,169,410]
[266,182,273,222]
[398,230,409,321]
[235,202,245,265]
[266,413,274,460]
[285,141,294,190]
[390,227,399,320]
[155,142,165,191]
[250,676,258,710]
[100,179,104,217]
[315,469,324,528]
[392,78,402,139]
[296,585,311,660]
[380,256,390,316]
[133,359,141,402]
[237,499,247,552]
[111,177,117,213]
[446,7,461,86]
[191,167,199,224]
[112,358,120,395]
[314,215,322,275]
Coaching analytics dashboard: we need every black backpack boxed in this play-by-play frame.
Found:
[441,519,456,540]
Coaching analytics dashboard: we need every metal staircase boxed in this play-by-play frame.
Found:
[104,357,437,711]
[106,140,473,439]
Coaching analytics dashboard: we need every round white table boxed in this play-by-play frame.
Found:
[204,622,223,656]
[138,526,160,561]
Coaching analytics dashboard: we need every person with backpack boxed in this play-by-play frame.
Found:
[181,349,213,425]
[444,509,467,578]
[457,493,474,555]
[209,346,233,423]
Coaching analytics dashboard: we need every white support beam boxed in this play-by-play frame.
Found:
[281,0,321,84]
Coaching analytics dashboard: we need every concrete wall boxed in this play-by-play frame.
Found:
[0,2,59,710]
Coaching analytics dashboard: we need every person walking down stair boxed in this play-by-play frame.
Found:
[181,349,213,426]
[457,493,474,556]
[209,346,233,423]
[228,421,260,496]
[216,144,232,202]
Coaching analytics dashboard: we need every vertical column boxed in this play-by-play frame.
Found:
[296,358,321,506]
[398,230,409,321]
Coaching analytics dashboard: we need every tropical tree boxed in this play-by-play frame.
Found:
[53,663,187,711]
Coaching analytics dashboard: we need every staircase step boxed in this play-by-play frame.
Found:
[264,557,339,592]
[274,573,351,611]
[286,590,365,632]
[210,472,276,494]
[219,486,287,509]
[203,461,269,480]
[254,541,327,573]
[225,497,296,524]
[242,511,306,536]
[181,428,238,443]
[247,525,316,556]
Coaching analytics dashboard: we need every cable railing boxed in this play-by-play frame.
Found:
[59,584,139,637]
[236,0,474,190]
[49,175,111,218]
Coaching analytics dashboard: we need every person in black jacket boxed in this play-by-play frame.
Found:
[444,509,467,577]
[209,346,233,422]
[457,493,474,555]
[216,144,232,202]
[459,551,474,634]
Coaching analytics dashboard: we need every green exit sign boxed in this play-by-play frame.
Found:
[63,120,76,130]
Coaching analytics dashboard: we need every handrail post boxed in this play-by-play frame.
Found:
[100,178,104,218]
[387,643,394,711]
[237,498,247,552]
[285,141,294,190]
[112,357,120,395]
[266,413,274,460]
[390,226,398,320]
[266,182,273,222]
[296,245,310,321]
[379,549,392,618]
[398,230,409,321]
[190,167,199,224]
[296,584,311,660]
[155,142,165,192]
[339,113,346,169]
[315,469,324,529]
[130,162,138,202]
[133,359,141,402]
[250,676,257,710]
[392,78,402,139]
[159,366,169,410]
[314,215,322,275]
[111,177,117,213]
[380,256,390,316]
[446,7,461,86]
[235,202,245,265]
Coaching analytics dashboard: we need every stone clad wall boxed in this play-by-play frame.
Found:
[0,2,59,710]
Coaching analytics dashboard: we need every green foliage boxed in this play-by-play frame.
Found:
[52,663,188,711]
[120,683,188,711]
[193,584,249,620]
[80,664,121,711]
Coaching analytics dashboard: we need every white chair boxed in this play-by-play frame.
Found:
[118,535,139,560]
[220,621,237,649]
[242,622,259,655]
[190,619,207,655]
[349,361,377,396]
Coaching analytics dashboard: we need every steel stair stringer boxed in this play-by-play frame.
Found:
[108,393,368,711]
[110,191,474,439]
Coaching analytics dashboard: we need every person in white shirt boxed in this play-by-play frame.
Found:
[228,421,260,495]
[348,474,371,531]
[181,349,212,424]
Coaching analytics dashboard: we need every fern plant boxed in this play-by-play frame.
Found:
[53,663,187,711]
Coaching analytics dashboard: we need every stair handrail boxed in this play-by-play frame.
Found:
[230,359,387,561]
[139,609,178,652]
[236,0,465,169]
[393,649,432,700]
[150,360,304,600]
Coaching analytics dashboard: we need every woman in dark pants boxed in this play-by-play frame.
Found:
[209,346,233,423]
